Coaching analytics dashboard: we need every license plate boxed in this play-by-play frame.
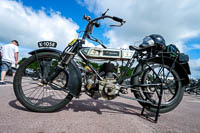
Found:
[38,41,57,48]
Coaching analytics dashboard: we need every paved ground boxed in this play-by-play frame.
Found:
[0,76,200,133]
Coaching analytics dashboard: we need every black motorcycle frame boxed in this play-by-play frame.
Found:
[27,13,190,122]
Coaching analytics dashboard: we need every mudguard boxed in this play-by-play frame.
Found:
[28,48,62,55]
[67,60,82,97]
[28,48,82,97]
[132,56,190,87]
[179,62,191,75]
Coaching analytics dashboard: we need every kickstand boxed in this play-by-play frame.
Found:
[141,84,164,123]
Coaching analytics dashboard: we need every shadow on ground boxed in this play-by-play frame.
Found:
[9,98,159,122]
[65,99,142,115]
[9,98,142,115]
[9,99,30,112]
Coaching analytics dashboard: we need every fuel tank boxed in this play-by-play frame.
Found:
[80,47,134,60]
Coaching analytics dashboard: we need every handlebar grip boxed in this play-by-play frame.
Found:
[113,16,123,23]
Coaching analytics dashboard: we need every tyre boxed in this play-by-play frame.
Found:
[131,60,183,113]
[13,52,80,112]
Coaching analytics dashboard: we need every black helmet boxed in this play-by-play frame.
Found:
[140,34,166,50]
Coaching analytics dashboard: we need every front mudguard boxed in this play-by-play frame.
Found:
[132,56,190,87]
[66,60,82,97]
[29,49,82,97]
[28,48,62,55]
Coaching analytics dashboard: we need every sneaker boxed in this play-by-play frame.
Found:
[0,82,6,85]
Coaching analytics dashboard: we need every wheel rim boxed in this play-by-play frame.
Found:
[19,55,70,109]
[141,63,180,107]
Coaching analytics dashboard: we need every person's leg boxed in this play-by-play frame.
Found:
[11,67,16,78]
[0,62,9,84]
[12,72,15,78]
[0,64,1,80]
[1,71,7,82]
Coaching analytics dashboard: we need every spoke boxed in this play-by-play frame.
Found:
[24,86,40,96]
[142,62,180,107]
[164,70,171,81]
[23,85,40,92]
[42,87,45,106]
[45,86,51,106]
[29,87,42,102]
[33,87,45,106]
[153,93,158,103]
[167,87,175,95]
[154,87,161,97]
[53,89,65,100]
[18,54,69,108]
[22,82,39,87]
[163,91,168,102]
[50,90,59,104]
[157,65,163,76]
[162,67,165,82]
[164,90,171,101]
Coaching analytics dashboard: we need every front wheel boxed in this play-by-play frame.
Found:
[132,60,183,113]
[13,52,80,112]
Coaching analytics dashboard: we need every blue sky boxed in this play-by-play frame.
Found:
[17,0,109,44]
[18,0,90,29]
[18,0,200,58]
[0,0,200,78]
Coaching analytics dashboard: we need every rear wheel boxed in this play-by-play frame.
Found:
[13,52,75,112]
[132,60,183,113]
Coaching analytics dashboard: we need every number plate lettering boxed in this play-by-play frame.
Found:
[38,41,57,48]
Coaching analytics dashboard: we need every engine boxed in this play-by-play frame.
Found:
[85,62,120,100]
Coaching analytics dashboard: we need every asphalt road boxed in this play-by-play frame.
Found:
[0,76,200,133]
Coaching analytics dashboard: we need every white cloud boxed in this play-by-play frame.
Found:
[78,0,200,51]
[189,58,200,79]
[0,0,79,50]
[190,44,200,50]
[83,40,95,47]
[78,0,200,78]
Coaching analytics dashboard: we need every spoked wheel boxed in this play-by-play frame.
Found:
[13,52,74,112]
[132,61,183,113]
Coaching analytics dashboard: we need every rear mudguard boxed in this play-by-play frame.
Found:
[179,62,191,75]
[29,48,82,97]
[132,56,190,87]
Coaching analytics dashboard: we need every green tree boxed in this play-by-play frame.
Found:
[18,58,27,65]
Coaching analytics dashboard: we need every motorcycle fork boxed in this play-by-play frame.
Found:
[46,41,83,83]
[45,52,75,83]
[33,51,45,81]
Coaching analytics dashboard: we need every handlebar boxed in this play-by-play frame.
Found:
[82,15,126,40]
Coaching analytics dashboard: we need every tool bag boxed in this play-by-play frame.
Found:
[165,44,189,63]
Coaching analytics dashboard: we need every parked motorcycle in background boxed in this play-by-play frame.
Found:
[185,79,200,95]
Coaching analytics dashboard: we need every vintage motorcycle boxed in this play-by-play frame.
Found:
[13,10,191,116]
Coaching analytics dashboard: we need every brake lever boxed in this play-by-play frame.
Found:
[110,24,123,27]
[110,21,126,27]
